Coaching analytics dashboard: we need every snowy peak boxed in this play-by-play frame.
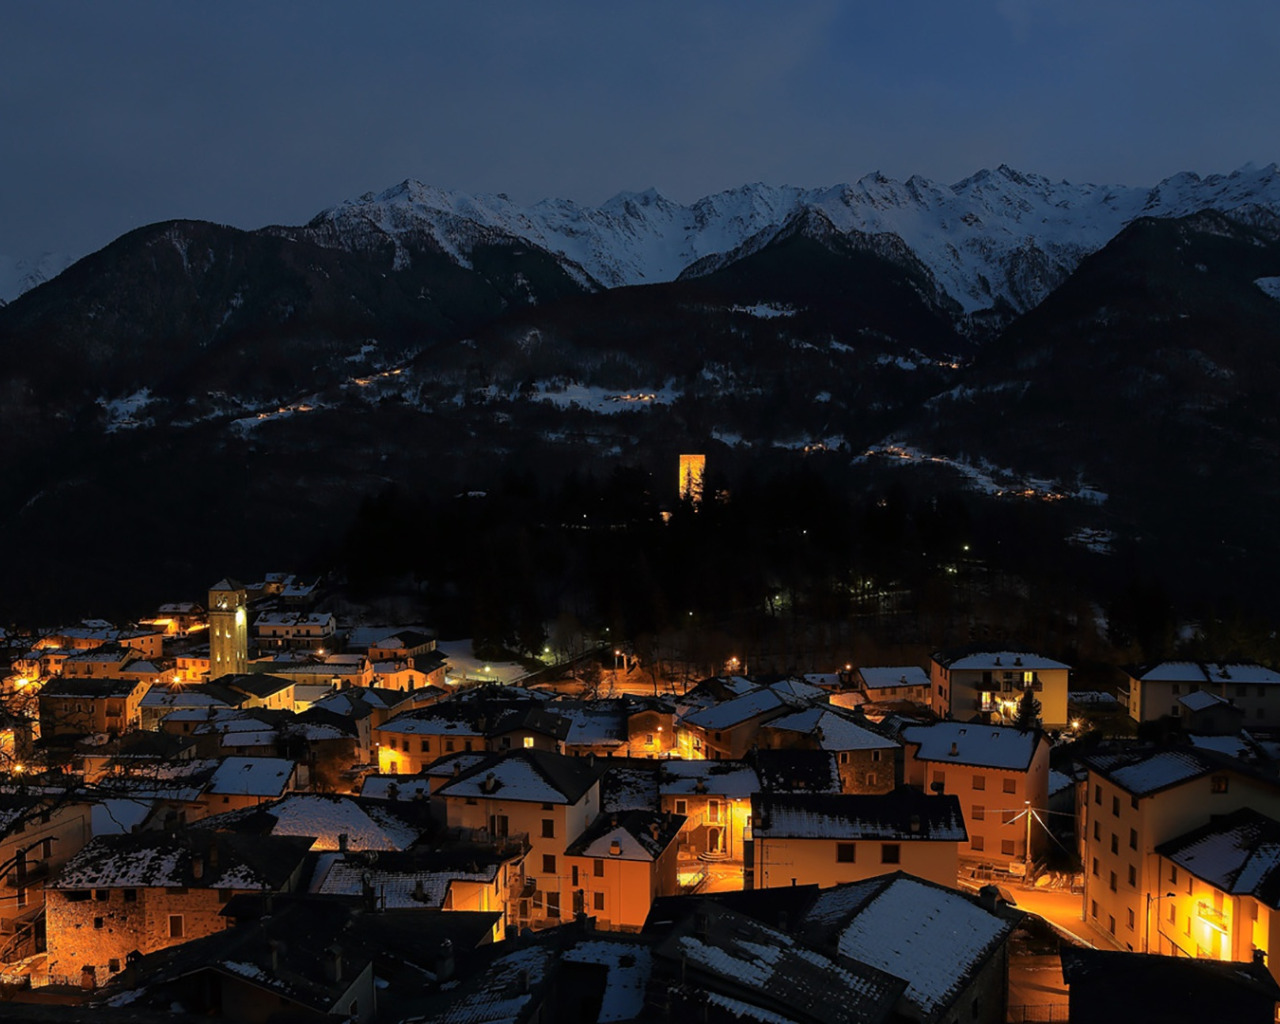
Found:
[299,163,1280,315]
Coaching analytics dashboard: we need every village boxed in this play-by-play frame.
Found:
[2,573,1280,1024]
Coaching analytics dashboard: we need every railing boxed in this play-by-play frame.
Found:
[1196,900,1229,932]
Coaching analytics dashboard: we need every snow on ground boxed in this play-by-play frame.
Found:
[856,442,1108,504]
[528,381,678,414]
[230,396,326,433]
[98,389,156,432]
[436,638,528,685]
[1256,277,1280,301]
[1067,528,1115,554]
[729,303,796,318]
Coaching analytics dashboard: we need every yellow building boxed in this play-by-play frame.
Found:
[746,790,966,891]
[435,750,606,930]
[1081,748,1280,952]
[930,649,1071,729]
[563,809,684,931]
[901,721,1050,874]
[1152,808,1280,980]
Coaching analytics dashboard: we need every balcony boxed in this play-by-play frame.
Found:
[1196,900,1229,933]
[4,860,49,888]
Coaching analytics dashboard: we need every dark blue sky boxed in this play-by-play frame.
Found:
[4,1,1278,261]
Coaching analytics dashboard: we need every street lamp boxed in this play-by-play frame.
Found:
[1145,891,1176,952]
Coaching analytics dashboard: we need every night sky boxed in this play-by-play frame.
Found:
[4,1,1278,264]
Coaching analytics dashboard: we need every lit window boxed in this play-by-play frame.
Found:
[523,737,535,749]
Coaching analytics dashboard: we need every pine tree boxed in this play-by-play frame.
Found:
[1014,687,1042,731]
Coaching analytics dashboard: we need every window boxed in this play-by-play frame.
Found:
[872,750,883,763]
[1131,795,1139,810]
[542,854,556,875]
[708,801,722,824]
[1168,903,1176,923]
[1108,915,1116,936]
[1094,785,1101,805]
[881,844,900,864]
[94,889,109,902]
[1109,871,1117,892]
[1090,899,1098,919]
[972,775,986,791]
[1092,857,1099,876]
[571,866,578,886]
[1128,865,1137,887]
[1003,778,1017,794]
[541,819,555,839]
[523,737,535,748]
[169,915,184,938]
[971,836,985,851]
[1111,796,1120,817]
[972,805,985,821]
[1129,828,1138,850]
[593,891,605,911]
[546,891,561,918]
[1211,776,1229,794]
[1093,822,1100,841]
[444,739,455,752]
[593,859,604,877]
[1170,866,1178,885]
[16,888,26,909]
[94,917,104,930]
[675,799,687,815]
[109,958,120,973]
[839,752,849,764]
[1110,835,1118,854]
[836,843,857,863]
[420,740,429,752]
[1001,840,1015,856]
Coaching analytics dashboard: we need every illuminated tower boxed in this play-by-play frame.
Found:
[208,578,248,678]
[679,454,706,507]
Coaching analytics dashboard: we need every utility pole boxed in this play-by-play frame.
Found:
[1024,800,1032,878]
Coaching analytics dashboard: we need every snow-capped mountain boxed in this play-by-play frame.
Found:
[0,251,75,304]
[301,163,1280,315]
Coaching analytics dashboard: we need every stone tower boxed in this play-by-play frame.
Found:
[208,578,248,678]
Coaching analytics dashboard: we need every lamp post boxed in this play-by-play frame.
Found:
[1145,890,1176,953]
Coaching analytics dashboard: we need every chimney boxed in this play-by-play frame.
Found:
[1253,948,1267,966]
[609,839,622,856]
[910,814,921,834]
[948,742,959,757]
[482,772,497,794]
[208,843,218,870]
[323,945,343,984]
[977,885,1000,912]
[435,938,455,982]
[268,939,284,974]
[413,879,426,902]
[338,832,349,854]
[192,854,204,881]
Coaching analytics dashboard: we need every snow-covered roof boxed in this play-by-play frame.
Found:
[764,707,898,751]
[375,712,482,736]
[901,722,1042,771]
[767,678,827,703]
[682,687,789,730]
[809,876,1016,1017]
[220,730,280,749]
[437,750,603,805]
[858,666,930,689]
[566,809,684,861]
[753,791,967,842]
[936,650,1069,671]
[1047,769,1076,799]
[90,798,153,836]
[310,855,497,908]
[1189,734,1253,759]
[427,945,553,1024]
[1137,662,1211,682]
[1179,689,1232,712]
[560,940,652,1024]
[359,775,433,802]
[1084,749,1219,797]
[208,757,294,797]
[658,760,758,798]
[1156,808,1280,907]
[1211,663,1280,685]
[201,794,423,851]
